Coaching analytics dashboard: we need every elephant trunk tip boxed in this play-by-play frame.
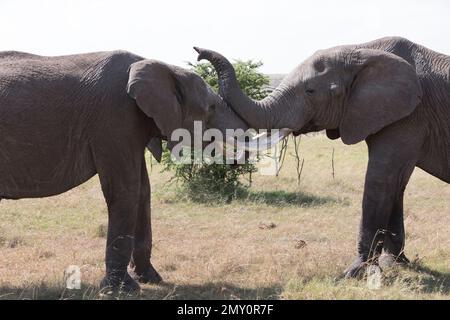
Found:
[193,46,209,61]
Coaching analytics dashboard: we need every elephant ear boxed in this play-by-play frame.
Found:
[127,59,184,141]
[340,49,422,145]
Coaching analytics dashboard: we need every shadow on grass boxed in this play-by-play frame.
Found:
[162,180,346,207]
[1,265,448,299]
[142,282,282,300]
[379,260,450,295]
[236,190,344,207]
[0,282,282,300]
[0,283,98,300]
[407,262,450,295]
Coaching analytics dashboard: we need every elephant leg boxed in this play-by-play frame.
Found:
[344,171,395,278]
[379,189,410,268]
[130,161,162,284]
[345,130,419,278]
[96,156,144,292]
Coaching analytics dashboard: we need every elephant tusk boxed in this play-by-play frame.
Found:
[211,129,292,162]
[235,128,292,152]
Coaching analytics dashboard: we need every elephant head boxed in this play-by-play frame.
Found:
[194,46,422,144]
[126,59,249,161]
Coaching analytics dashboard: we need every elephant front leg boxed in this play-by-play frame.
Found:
[343,122,423,279]
[379,193,410,268]
[96,161,143,292]
[345,155,415,278]
[100,200,141,292]
[344,181,393,278]
[130,162,162,284]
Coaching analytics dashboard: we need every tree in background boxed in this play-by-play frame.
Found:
[194,60,271,99]
[160,60,271,203]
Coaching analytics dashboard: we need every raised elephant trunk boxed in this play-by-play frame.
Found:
[194,47,304,130]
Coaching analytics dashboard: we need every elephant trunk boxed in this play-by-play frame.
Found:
[194,47,304,130]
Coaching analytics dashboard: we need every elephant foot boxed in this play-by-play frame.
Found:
[99,271,141,294]
[378,252,409,270]
[131,263,162,284]
[344,257,368,279]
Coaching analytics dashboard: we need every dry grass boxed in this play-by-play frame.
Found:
[0,134,448,299]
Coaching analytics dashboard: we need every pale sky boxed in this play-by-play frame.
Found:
[0,0,449,73]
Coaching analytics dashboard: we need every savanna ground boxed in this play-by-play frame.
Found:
[0,134,448,299]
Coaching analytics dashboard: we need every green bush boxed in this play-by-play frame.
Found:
[160,60,270,203]
[192,60,271,99]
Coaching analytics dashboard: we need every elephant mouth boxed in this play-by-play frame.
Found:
[294,122,324,136]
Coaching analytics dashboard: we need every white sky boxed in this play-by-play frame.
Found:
[0,0,449,73]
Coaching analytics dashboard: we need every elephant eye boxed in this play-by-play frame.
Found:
[206,104,216,118]
[306,89,315,96]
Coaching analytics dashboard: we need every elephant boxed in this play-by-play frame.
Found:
[0,50,248,291]
[195,36,450,277]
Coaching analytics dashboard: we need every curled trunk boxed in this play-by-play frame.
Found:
[194,47,304,130]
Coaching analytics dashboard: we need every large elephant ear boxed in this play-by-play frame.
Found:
[127,60,184,140]
[340,49,422,145]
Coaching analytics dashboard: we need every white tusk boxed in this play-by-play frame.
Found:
[214,128,293,161]
[237,128,292,152]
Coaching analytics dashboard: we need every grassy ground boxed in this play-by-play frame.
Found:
[0,134,448,299]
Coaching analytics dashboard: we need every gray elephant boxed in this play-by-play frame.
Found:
[0,50,247,291]
[195,36,450,277]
